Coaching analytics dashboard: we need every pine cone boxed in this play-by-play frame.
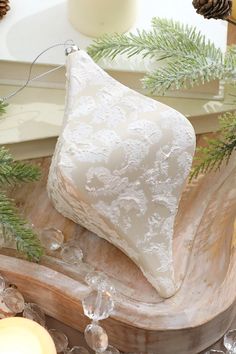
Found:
[0,0,10,20]
[192,0,232,20]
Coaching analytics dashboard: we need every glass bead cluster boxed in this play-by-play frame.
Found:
[0,273,89,353]
[83,272,118,354]
[32,228,236,354]
[0,227,120,354]
[39,228,120,353]
[39,227,83,264]
[205,329,236,353]
[40,228,119,354]
[2,226,236,353]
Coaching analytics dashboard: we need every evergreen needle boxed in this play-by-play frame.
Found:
[0,147,41,185]
[0,101,43,261]
[0,193,43,261]
[88,17,236,95]
[190,112,236,180]
[0,101,7,116]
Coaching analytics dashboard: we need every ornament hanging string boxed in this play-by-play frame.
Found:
[0,39,79,103]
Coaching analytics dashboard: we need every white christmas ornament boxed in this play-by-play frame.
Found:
[47,49,196,298]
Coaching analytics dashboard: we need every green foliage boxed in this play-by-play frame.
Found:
[0,104,43,261]
[0,148,43,261]
[0,101,8,116]
[88,17,236,95]
[190,112,236,180]
[0,147,41,185]
[88,28,173,61]
[0,193,43,261]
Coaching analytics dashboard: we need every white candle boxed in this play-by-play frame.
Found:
[0,317,57,354]
[68,0,137,37]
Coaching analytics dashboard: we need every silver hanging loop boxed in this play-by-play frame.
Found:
[0,40,79,103]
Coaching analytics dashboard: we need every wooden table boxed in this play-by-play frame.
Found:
[47,316,236,353]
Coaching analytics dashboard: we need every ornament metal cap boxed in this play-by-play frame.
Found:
[65,45,80,56]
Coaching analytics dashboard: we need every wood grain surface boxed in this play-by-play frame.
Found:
[228,23,236,45]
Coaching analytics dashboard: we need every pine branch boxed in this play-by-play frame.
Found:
[151,17,218,59]
[88,17,236,95]
[190,112,236,180]
[88,29,179,61]
[0,102,43,261]
[0,101,7,116]
[0,193,43,261]
[142,57,226,94]
[143,18,228,93]
[88,18,214,61]
[0,147,41,185]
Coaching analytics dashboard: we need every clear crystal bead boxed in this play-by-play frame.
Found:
[78,262,94,277]
[23,303,46,327]
[2,287,25,313]
[61,244,83,264]
[84,323,108,352]
[99,345,120,354]
[0,274,6,293]
[48,329,69,353]
[0,293,15,318]
[85,272,116,294]
[68,347,90,354]
[224,329,236,353]
[82,290,114,321]
[40,228,64,251]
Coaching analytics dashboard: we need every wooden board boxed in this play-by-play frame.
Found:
[1,139,236,353]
